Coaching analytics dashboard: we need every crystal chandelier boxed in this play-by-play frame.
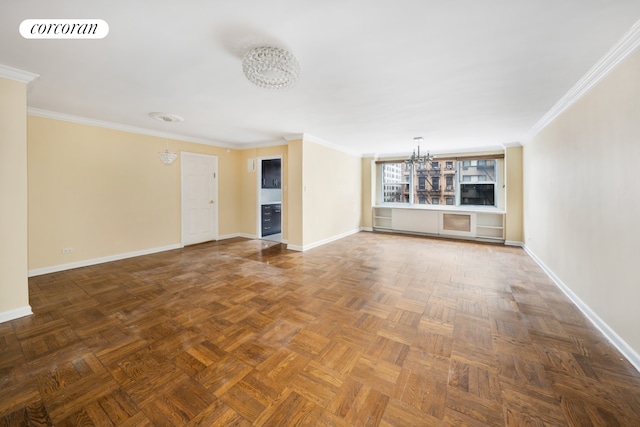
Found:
[405,137,432,167]
[158,148,178,165]
[149,112,183,166]
[242,46,300,89]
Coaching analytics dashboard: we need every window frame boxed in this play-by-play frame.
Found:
[378,154,502,209]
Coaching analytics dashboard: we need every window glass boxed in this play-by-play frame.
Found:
[382,163,410,203]
[381,157,499,208]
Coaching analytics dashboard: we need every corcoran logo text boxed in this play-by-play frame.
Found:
[20,19,109,39]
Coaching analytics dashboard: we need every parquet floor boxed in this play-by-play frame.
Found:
[2,232,640,426]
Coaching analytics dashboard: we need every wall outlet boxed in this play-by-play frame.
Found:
[62,247,73,254]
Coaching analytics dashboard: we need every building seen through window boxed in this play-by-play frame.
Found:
[380,158,498,207]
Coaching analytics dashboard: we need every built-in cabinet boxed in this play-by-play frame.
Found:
[261,159,281,189]
[262,203,282,236]
[259,157,282,239]
[373,206,504,242]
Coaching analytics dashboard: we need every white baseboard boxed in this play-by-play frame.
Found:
[28,244,182,277]
[505,240,524,247]
[360,227,374,232]
[217,233,256,240]
[287,228,360,252]
[0,306,33,323]
[523,245,640,373]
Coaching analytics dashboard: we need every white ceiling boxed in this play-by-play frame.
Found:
[2,1,640,155]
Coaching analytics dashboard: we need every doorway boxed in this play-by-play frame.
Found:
[181,152,218,246]
[258,156,282,242]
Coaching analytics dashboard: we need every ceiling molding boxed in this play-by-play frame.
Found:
[27,108,239,149]
[283,133,304,142]
[527,19,640,140]
[284,133,362,157]
[501,142,523,148]
[0,64,39,83]
[241,138,289,149]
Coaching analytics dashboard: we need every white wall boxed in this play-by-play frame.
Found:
[524,47,640,363]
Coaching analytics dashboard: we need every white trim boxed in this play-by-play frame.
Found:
[0,306,33,323]
[523,245,640,373]
[217,233,257,240]
[27,108,238,149]
[504,240,524,247]
[242,138,289,149]
[285,133,362,157]
[528,19,640,139]
[286,228,360,252]
[28,244,182,277]
[360,227,374,232]
[501,142,523,148]
[0,64,39,83]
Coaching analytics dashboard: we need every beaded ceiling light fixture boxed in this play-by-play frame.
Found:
[149,112,183,165]
[242,45,300,89]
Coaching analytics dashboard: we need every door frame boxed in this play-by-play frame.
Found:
[257,155,283,239]
[181,152,218,247]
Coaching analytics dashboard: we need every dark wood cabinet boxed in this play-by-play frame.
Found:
[261,159,281,189]
[261,204,281,236]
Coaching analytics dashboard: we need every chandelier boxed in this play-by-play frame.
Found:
[405,137,432,167]
[149,112,183,165]
[158,149,177,165]
[242,46,300,89]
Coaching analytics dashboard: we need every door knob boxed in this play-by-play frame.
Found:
[209,200,214,204]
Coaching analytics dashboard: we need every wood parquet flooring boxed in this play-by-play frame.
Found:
[2,232,640,426]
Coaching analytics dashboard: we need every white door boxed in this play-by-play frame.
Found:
[181,152,218,246]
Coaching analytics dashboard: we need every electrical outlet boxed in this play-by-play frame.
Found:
[62,247,73,254]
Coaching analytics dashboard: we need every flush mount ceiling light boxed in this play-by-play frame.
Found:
[149,112,184,165]
[149,112,184,123]
[242,45,300,89]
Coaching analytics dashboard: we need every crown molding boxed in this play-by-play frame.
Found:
[528,19,640,140]
[501,141,523,148]
[241,137,289,149]
[284,133,362,157]
[0,64,39,83]
[27,108,240,149]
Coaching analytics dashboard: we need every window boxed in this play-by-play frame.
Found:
[382,163,410,203]
[458,159,497,206]
[445,175,454,191]
[418,176,426,190]
[380,156,499,207]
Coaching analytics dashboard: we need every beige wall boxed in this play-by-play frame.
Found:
[27,116,241,271]
[302,139,362,248]
[287,139,303,247]
[505,145,523,243]
[0,78,30,317]
[524,48,640,356]
[360,157,376,229]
